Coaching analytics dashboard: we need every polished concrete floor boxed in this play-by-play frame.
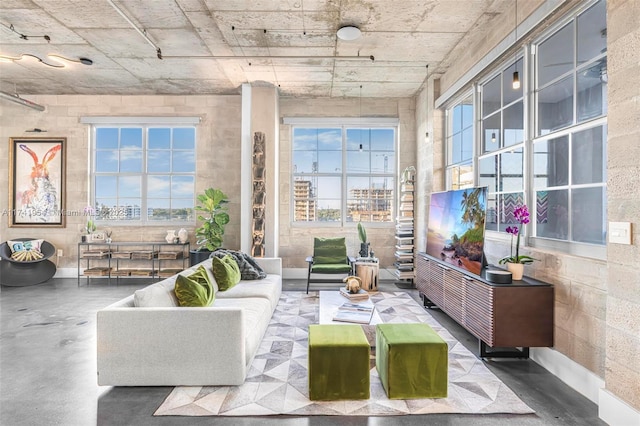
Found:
[0,277,606,426]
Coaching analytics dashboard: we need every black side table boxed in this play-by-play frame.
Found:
[0,239,57,286]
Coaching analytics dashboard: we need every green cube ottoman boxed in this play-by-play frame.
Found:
[308,324,370,400]
[376,323,448,399]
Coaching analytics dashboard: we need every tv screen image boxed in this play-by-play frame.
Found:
[426,187,487,276]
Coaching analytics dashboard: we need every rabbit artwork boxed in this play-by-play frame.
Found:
[18,143,62,222]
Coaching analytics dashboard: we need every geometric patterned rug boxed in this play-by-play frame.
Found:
[154,291,534,416]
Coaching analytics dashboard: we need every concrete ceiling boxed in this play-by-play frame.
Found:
[0,0,512,98]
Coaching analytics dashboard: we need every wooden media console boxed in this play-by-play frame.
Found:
[416,252,554,358]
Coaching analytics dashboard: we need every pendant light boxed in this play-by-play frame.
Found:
[425,65,430,142]
[512,0,521,90]
[359,84,363,152]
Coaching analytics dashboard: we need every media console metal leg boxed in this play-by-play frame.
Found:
[479,341,530,359]
[394,279,415,289]
[420,293,437,309]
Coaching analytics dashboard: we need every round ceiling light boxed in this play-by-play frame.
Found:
[337,25,361,41]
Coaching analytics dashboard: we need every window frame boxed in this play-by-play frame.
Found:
[84,117,199,226]
[478,50,527,234]
[529,0,607,258]
[445,90,476,190]
[447,0,608,260]
[285,117,399,227]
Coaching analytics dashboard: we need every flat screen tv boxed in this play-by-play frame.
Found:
[426,187,487,276]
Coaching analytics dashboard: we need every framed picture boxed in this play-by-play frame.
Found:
[91,232,106,242]
[8,137,66,227]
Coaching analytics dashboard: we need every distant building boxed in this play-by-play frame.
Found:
[348,187,393,222]
[293,179,316,221]
[293,180,393,222]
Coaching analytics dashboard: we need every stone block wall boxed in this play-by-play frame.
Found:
[0,94,242,269]
[421,0,640,413]
[605,0,640,410]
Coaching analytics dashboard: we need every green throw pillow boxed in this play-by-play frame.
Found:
[174,265,215,307]
[211,254,241,291]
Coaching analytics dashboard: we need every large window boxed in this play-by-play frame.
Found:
[445,94,474,189]
[449,0,607,254]
[90,123,196,223]
[479,57,525,232]
[291,123,396,224]
[533,0,607,245]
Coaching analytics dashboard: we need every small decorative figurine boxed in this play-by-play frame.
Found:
[343,275,362,294]
[178,228,188,244]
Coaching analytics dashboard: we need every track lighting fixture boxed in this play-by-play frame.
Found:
[164,26,373,62]
[0,90,45,111]
[0,53,93,68]
[0,22,50,42]
[49,54,93,66]
[162,54,374,61]
[107,0,163,59]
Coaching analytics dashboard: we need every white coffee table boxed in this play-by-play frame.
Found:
[318,290,382,325]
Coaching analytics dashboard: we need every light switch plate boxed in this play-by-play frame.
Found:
[609,222,632,245]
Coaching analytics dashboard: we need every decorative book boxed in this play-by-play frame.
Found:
[83,267,111,276]
[339,288,369,301]
[157,251,183,260]
[130,269,153,276]
[131,251,158,260]
[81,250,110,259]
[332,302,375,324]
[111,251,132,259]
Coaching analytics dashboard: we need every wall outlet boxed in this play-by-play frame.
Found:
[609,222,632,245]
[57,249,63,257]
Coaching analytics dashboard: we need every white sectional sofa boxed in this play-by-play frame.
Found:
[96,257,282,386]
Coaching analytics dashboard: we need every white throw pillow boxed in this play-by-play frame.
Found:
[133,277,179,307]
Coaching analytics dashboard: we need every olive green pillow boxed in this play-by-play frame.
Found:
[174,265,215,307]
[211,254,241,291]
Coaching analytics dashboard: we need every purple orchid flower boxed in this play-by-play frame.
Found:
[514,205,530,225]
[501,204,536,265]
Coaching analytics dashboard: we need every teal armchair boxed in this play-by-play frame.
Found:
[306,237,355,294]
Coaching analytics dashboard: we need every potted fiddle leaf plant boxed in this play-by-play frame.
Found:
[190,188,230,265]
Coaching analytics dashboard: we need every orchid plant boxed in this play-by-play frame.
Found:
[498,204,536,265]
